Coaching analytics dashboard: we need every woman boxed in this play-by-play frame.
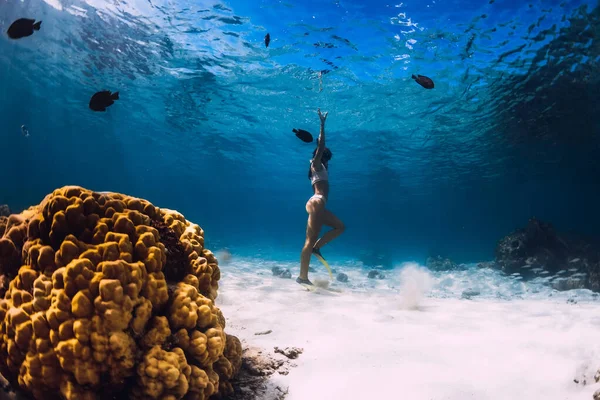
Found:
[297,108,346,285]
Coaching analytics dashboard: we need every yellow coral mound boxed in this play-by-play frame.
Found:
[0,186,242,399]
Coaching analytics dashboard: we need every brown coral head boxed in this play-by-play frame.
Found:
[0,238,21,277]
[0,186,241,400]
[150,218,188,283]
[0,274,8,298]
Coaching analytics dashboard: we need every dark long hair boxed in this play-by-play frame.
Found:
[308,140,332,179]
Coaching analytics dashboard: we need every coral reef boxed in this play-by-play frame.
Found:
[271,267,291,279]
[495,217,600,292]
[223,346,295,400]
[0,186,242,399]
[367,270,385,279]
[476,261,497,269]
[425,256,467,271]
[273,347,302,360]
[461,290,480,299]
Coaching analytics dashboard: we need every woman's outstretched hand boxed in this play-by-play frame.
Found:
[318,108,328,124]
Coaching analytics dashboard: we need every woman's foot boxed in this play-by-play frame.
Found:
[312,246,333,279]
[296,277,313,286]
[312,246,325,260]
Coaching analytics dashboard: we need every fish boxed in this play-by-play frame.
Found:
[293,128,313,143]
[89,90,119,112]
[265,33,270,48]
[7,18,42,39]
[21,125,29,137]
[412,74,435,89]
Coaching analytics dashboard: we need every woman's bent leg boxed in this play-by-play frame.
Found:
[313,208,345,250]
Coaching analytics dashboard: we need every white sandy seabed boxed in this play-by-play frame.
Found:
[214,255,600,400]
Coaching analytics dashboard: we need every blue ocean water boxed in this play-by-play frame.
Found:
[0,0,598,270]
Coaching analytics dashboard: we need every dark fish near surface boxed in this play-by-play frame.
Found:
[412,74,434,89]
[265,33,270,48]
[293,128,313,143]
[89,90,119,112]
[7,18,42,39]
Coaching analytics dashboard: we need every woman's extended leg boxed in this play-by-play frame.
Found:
[299,211,323,281]
[313,208,345,251]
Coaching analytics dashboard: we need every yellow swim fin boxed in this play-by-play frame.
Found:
[312,248,333,280]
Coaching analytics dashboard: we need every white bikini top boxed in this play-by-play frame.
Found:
[310,162,329,185]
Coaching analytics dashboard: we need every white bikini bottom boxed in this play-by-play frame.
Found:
[309,194,326,204]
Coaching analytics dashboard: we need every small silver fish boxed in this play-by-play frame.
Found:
[21,125,29,137]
